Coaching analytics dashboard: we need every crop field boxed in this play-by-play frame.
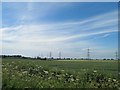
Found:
[2,58,120,89]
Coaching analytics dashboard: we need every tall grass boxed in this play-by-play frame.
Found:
[2,58,120,88]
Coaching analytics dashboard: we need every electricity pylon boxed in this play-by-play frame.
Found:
[87,48,90,60]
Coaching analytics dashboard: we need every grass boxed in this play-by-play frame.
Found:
[2,58,120,88]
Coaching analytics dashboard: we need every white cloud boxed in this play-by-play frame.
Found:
[1,10,118,58]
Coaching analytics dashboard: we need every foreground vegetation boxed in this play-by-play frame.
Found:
[2,58,120,89]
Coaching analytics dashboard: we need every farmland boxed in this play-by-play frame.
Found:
[2,58,120,89]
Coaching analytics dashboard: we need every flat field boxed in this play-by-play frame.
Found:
[2,58,120,88]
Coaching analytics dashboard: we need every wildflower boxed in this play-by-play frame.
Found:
[22,71,28,74]
[113,79,116,82]
[83,69,86,71]
[58,77,62,80]
[70,75,73,77]
[15,66,18,69]
[71,78,74,82]
[61,70,64,72]
[6,63,9,65]
[11,61,14,64]
[12,75,15,77]
[93,70,97,73]
[56,75,60,77]
[25,87,29,88]
[48,77,51,80]
[36,65,38,67]
[65,73,68,76]
[108,79,111,82]
[43,70,49,74]
[38,66,43,69]
[4,68,7,70]
[19,73,22,76]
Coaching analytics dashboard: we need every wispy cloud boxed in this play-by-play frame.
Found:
[101,34,110,38]
[2,5,118,58]
[2,10,117,42]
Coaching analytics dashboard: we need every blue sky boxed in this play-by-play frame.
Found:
[1,2,118,59]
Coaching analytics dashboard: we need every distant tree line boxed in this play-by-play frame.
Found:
[1,55,22,58]
[0,55,117,60]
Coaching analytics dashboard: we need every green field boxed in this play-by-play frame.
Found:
[2,58,120,88]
